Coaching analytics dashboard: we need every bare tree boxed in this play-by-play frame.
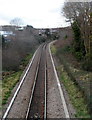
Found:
[10,18,23,26]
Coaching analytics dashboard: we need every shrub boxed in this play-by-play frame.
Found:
[36,36,46,43]
[82,59,92,71]
[75,52,84,60]
[63,46,71,52]
[64,35,68,39]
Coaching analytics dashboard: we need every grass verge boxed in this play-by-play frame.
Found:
[51,45,91,118]
[2,71,22,105]
[51,44,57,54]
[58,65,90,118]
[2,53,33,105]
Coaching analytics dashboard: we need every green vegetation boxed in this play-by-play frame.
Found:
[71,21,86,60]
[64,35,68,40]
[19,53,33,70]
[51,33,59,40]
[2,71,22,105]
[63,2,92,71]
[36,36,47,43]
[51,45,91,118]
[51,45,57,54]
[56,46,91,106]
[58,65,90,118]
[2,53,33,105]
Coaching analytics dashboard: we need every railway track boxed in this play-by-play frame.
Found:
[2,42,70,119]
[2,43,47,120]
[26,44,47,119]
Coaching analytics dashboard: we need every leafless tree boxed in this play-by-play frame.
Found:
[2,25,43,70]
[10,18,23,26]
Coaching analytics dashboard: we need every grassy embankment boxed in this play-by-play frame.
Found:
[2,53,33,105]
[51,44,91,118]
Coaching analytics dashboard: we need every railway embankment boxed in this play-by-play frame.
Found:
[50,41,92,118]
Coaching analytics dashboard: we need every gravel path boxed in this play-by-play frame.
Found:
[47,42,76,118]
[5,47,41,118]
[46,45,66,118]
[52,54,76,118]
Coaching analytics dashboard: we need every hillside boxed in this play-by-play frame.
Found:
[1,25,40,71]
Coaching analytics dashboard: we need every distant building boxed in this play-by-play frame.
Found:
[15,27,24,31]
[0,31,13,35]
[0,30,14,42]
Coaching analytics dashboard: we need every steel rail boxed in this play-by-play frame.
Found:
[44,63,47,120]
[2,46,40,120]
[26,44,47,120]
[43,43,47,120]
[26,51,41,119]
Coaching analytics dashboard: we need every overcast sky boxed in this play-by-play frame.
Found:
[0,0,70,28]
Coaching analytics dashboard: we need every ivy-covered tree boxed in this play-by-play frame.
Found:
[72,21,86,60]
[63,1,92,70]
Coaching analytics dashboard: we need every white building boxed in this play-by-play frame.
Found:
[0,31,13,36]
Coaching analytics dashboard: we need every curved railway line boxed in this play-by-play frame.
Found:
[26,44,47,119]
[2,42,70,119]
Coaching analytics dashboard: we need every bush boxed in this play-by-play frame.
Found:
[36,36,47,43]
[63,46,71,52]
[64,35,68,39]
[82,59,92,71]
[75,52,84,60]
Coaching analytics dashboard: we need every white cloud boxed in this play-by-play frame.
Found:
[0,0,69,28]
